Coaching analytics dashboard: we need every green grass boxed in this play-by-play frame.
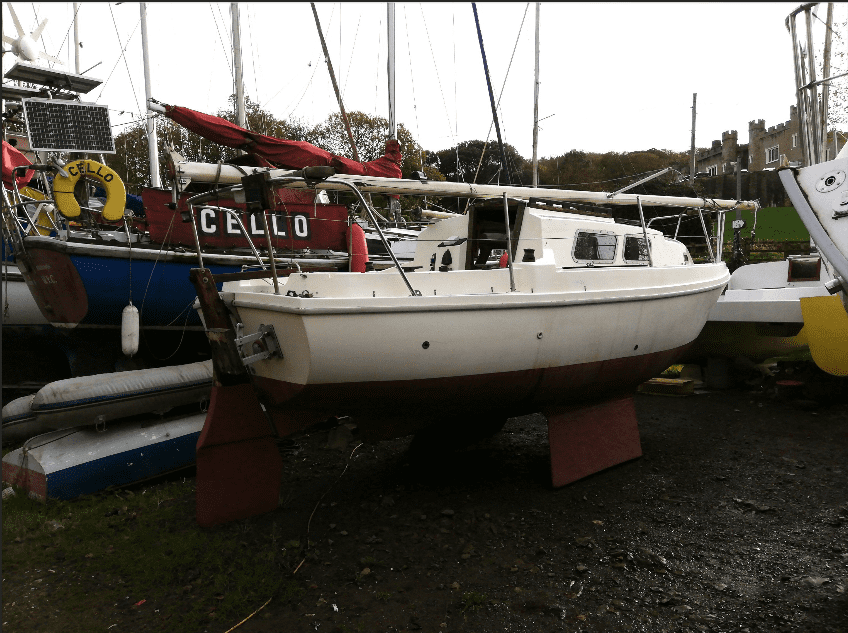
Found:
[2,477,306,633]
[722,207,810,242]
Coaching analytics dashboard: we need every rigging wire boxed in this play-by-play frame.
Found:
[108,3,142,118]
[210,3,234,81]
[418,3,454,141]
[95,17,141,106]
[30,2,51,67]
[811,4,845,42]
[403,5,424,170]
[341,13,362,99]
[281,51,323,119]
[54,2,82,69]
[374,15,382,117]
[272,3,336,117]
[246,5,264,133]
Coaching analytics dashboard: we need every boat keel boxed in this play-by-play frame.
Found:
[544,396,642,487]
[195,383,282,527]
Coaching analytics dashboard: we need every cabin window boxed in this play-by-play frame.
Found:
[624,236,650,262]
[766,145,779,164]
[572,231,617,262]
[787,257,821,282]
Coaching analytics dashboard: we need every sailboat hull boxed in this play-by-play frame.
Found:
[230,264,727,436]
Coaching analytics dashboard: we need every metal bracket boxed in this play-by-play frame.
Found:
[235,323,282,366]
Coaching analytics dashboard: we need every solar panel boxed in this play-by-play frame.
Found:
[22,98,115,154]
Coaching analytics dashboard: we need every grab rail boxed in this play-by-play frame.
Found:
[185,170,422,297]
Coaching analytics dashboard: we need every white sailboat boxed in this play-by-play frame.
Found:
[182,164,755,525]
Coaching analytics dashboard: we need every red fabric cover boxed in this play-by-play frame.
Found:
[164,105,402,178]
[499,252,509,268]
[2,141,33,188]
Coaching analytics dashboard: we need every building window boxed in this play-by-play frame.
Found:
[766,146,779,164]
[707,165,718,177]
[792,133,798,148]
[722,163,727,173]
[825,148,831,161]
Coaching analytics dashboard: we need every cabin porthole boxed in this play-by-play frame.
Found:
[537,332,543,339]
[634,344,639,350]
[422,341,430,349]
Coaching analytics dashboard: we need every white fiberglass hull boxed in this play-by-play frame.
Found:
[224,262,728,422]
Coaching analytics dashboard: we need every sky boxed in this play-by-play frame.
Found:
[2,2,844,161]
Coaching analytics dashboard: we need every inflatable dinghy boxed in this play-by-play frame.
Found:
[2,361,212,443]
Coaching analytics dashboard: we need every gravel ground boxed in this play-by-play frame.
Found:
[228,372,848,633]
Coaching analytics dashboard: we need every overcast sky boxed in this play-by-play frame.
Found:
[3,2,843,160]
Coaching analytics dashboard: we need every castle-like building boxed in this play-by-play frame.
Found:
[694,106,844,177]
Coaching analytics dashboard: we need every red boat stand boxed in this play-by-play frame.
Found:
[195,383,282,527]
[544,396,642,487]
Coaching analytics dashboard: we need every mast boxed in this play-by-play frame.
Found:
[387,3,396,141]
[531,2,540,187]
[310,2,360,162]
[387,3,401,221]
[73,2,80,74]
[140,3,161,188]
[689,93,697,185]
[231,3,246,129]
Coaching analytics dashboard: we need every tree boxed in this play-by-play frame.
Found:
[537,149,689,192]
[428,140,526,186]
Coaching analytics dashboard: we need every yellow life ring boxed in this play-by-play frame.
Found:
[52,159,127,221]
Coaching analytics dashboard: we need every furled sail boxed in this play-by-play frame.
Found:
[161,104,402,179]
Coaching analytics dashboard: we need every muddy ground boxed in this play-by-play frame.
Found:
[235,377,848,633]
[4,366,848,633]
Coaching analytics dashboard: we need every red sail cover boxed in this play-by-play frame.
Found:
[2,140,34,188]
[142,187,350,252]
[163,105,402,178]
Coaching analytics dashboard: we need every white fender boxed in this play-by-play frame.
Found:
[121,302,140,357]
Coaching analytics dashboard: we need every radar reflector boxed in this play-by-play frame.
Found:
[22,98,115,154]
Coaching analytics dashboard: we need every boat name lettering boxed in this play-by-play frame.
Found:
[36,264,51,271]
[66,161,113,182]
[40,274,57,285]
[196,208,311,241]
